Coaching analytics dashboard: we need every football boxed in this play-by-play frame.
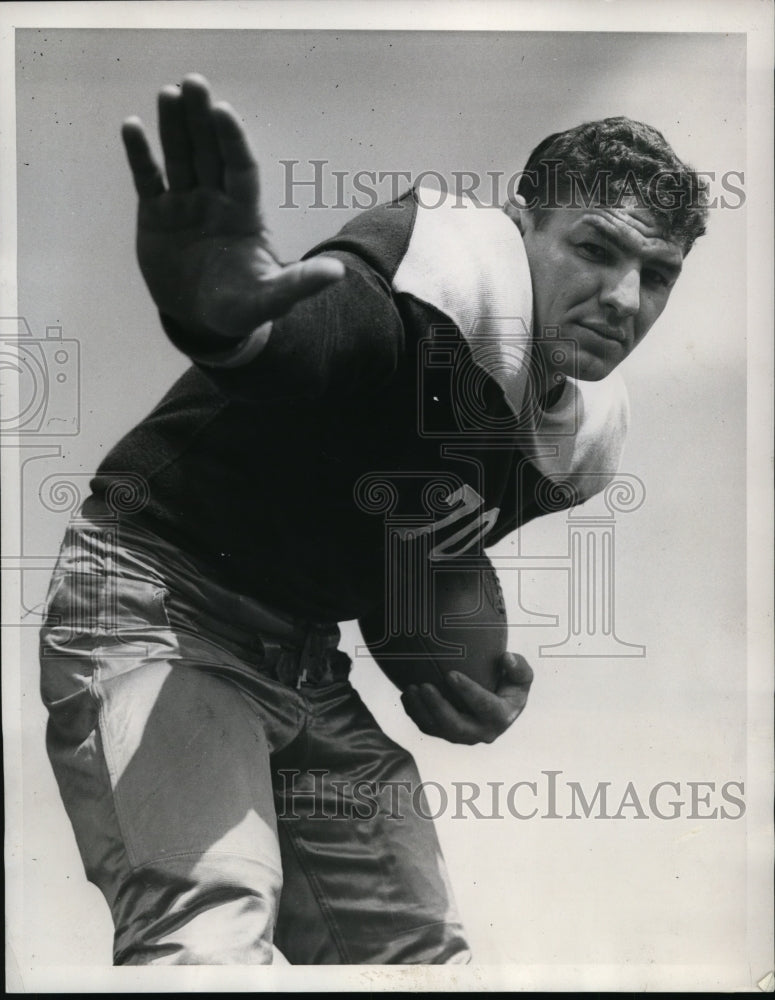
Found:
[358,552,508,706]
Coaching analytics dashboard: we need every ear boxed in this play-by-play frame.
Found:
[503,194,530,236]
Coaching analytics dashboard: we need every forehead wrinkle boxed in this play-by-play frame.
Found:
[578,213,684,272]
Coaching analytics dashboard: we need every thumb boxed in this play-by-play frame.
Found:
[254,257,346,320]
[498,652,534,687]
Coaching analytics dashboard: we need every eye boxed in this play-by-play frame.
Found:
[642,268,669,289]
[578,241,608,261]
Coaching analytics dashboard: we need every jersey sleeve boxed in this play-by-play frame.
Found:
[160,248,405,403]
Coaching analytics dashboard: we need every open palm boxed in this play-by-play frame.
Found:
[122,74,343,345]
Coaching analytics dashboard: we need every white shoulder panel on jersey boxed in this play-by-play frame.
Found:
[392,187,535,417]
[530,372,631,500]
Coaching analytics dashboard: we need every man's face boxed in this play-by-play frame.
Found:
[516,202,685,383]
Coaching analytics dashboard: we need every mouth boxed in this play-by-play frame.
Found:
[578,322,627,344]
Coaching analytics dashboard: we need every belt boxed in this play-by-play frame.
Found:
[256,625,351,689]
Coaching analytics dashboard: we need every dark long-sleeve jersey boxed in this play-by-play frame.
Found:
[84,187,629,623]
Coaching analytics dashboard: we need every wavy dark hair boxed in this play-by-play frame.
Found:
[516,117,709,254]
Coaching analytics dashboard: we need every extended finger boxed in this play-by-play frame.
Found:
[158,86,196,191]
[255,257,346,320]
[212,102,260,205]
[181,74,222,189]
[121,117,165,198]
[401,687,440,736]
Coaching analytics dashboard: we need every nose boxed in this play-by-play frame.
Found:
[600,266,640,318]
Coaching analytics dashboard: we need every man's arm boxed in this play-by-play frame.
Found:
[164,249,405,402]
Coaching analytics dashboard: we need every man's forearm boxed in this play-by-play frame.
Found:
[161,250,403,403]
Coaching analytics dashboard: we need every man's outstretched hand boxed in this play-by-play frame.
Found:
[401,653,534,745]
[121,74,344,344]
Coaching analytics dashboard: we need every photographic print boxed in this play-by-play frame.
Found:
[2,1,772,992]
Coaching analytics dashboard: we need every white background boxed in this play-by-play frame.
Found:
[3,1,772,992]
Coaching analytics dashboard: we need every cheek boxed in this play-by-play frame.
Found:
[552,260,599,306]
[634,296,668,342]
[534,261,578,313]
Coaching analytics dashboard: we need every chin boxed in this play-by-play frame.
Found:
[574,356,619,381]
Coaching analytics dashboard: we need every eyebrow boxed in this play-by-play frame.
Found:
[580,217,684,278]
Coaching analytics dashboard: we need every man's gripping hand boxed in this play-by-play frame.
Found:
[401,653,534,745]
[121,74,344,348]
